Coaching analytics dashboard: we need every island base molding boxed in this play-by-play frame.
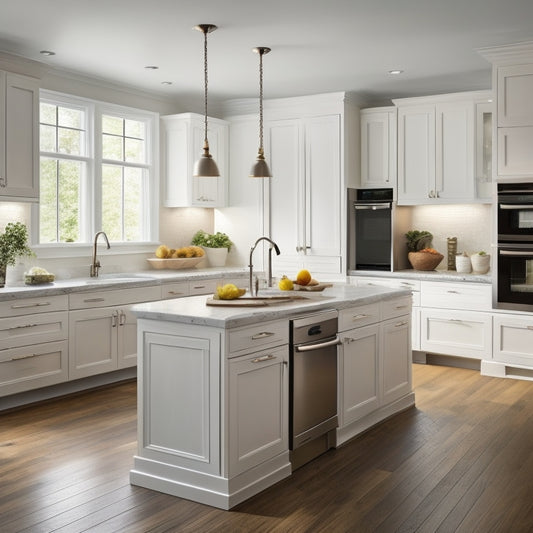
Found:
[481,360,533,382]
[336,392,416,447]
[130,453,291,510]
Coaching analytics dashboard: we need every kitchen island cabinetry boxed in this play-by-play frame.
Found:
[130,285,414,509]
[161,112,228,207]
[68,286,160,379]
[0,71,40,201]
[394,91,492,205]
[0,295,68,397]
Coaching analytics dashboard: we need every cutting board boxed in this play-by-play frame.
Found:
[206,295,307,307]
[293,282,334,291]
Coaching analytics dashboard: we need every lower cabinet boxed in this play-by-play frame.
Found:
[420,308,492,359]
[228,345,289,476]
[493,314,533,367]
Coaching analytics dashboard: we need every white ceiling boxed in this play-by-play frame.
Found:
[2,0,533,109]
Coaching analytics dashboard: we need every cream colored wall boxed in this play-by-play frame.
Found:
[159,207,214,249]
[396,204,493,271]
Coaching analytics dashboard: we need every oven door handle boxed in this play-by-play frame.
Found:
[354,203,391,210]
[499,204,533,210]
[295,336,341,352]
[499,250,533,257]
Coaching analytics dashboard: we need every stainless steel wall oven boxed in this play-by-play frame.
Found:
[496,182,533,311]
[347,188,394,272]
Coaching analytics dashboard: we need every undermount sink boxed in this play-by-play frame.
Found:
[81,274,154,284]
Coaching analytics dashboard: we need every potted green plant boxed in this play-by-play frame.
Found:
[191,230,233,267]
[470,250,491,274]
[0,222,34,287]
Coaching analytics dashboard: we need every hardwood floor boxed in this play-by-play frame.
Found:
[1,364,532,533]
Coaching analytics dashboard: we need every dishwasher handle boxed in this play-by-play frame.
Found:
[295,336,341,352]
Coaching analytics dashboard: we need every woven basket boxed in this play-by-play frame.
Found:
[408,251,444,271]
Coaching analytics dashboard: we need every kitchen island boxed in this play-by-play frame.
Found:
[129,283,414,509]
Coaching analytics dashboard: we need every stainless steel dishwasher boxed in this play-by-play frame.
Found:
[290,309,340,470]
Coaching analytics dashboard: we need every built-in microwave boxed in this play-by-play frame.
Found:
[497,182,533,241]
[347,188,394,272]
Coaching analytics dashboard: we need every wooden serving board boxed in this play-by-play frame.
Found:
[206,295,308,307]
[293,282,334,292]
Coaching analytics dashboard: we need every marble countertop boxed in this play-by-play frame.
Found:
[348,269,492,284]
[131,283,411,329]
[0,267,250,301]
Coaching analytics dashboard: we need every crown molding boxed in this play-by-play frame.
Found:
[477,41,533,65]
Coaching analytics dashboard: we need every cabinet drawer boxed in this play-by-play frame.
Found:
[421,309,492,359]
[338,303,380,332]
[0,340,68,397]
[0,295,68,318]
[382,296,412,320]
[161,282,190,300]
[69,286,160,309]
[493,314,533,367]
[228,320,288,356]
[421,281,491,311]
[189,280,218,296]
[0,311,68,350]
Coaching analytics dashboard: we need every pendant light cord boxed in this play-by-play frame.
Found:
[203,28,209,149]
[258,49,264,153]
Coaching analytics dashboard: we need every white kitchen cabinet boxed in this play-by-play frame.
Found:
[339,323,380,426]
[475,101,493,199]
[69,286,160,379]
[420,308,492,360]
[360,107,397,189]
[381,314,412,404]
[266,114,342,275]
[395,91,491,204]
[161,112,228,207]
[496,64,533,127]
[228,345,288,476]
[493,314,533,367]
[420,281,492,311]
[0,71,40,201]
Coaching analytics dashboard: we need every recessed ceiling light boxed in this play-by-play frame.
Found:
[145,65,159,70]
[388,69,404,75]
[40,50,55,56]
[161,81,173,85]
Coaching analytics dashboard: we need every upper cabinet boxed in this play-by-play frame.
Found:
[394,91,492,205]
[161,112,228,207]
[360,107,397,190]
[0,71,40,201]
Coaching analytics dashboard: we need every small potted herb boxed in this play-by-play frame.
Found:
[191,230,233,267]
[470,250,491,274]
[0,222,34,287]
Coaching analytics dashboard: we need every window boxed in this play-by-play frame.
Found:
[37,91,158,249]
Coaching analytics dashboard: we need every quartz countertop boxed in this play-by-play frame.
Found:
[0,267,249,301]
[131,283,411,328]
[348,269,492,284]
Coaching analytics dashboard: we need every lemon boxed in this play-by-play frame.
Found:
[278,275,294,291]
[155,245,170,258]
[216,283,245,300]
[296,269,312,286]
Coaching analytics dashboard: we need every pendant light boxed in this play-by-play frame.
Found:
[193,24,220,178]
[249,47,272,178]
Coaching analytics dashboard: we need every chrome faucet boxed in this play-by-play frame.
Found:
[249,237,281,296]
[90,231,110,277]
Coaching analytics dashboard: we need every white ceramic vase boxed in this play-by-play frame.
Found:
[202,247,228,267]
[470,253,490,274]
[455,254,472,273]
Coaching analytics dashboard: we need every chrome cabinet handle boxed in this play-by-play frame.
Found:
[9,353,37,361]
[11,301,51,309]
[84,297,106,303]
[447,290,459,294]
[395,321,408,327]
[9,323,38,330]
[168,290,186,296]
[111,310,119,327]
[394,304,408,309]
[251,331,275,340]
[251,354,277,363]
[119,310,126,326]
[352,314,369,320]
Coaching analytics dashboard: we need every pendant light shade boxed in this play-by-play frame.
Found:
[193,24,220,178]
[249,47,272,178]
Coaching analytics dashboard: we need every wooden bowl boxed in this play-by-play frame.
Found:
[408,251,444,271]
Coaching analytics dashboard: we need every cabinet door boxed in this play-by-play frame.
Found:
[381,315,412,405]
[361,110,396,188]
[1,73,39,200]
[436,101,475,201]
[497,64,533,127]
[420,308,492,359]
[304,115,341,257]
[397,105,436,204]
[69,308,118,379]
[117,306,138,369]
[493,314,533,367]
[228,346,288,476]
[497,127,533,176]
[339,324,380,426]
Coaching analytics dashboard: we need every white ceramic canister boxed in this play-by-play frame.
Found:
[470,253,490,274]
[455,254,472,273]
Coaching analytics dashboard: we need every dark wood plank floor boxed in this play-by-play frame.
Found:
[1,364,533,533]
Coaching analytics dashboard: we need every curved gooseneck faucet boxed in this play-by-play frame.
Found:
[90,231,111,277]
[249,237,281,296]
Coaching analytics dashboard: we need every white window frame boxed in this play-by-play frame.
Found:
[32,90,160,259]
